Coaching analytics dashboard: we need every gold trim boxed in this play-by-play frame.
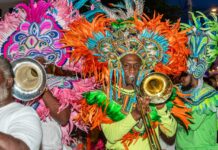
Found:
[113,85,135,96]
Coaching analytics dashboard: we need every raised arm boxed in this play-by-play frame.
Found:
[34,57,71,126]
[101,97,150,143]
[45,63,78,77]
[35,57,78,77]
[42,89,71,126]
[101,113,138,143]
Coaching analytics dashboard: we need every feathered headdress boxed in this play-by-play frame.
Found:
[0,0,79,66]
[181,11,218,79]
[62,1,192,138]
[62,0,190,97]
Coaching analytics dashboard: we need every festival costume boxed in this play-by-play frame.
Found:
[61,0,192,149]
[0,0,99,149]
[175,12,218,149]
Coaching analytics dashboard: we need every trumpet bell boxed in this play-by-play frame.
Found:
[12,58,46,101]
[140,72,173,104]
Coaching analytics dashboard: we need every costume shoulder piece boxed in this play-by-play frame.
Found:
[185,83,218,114]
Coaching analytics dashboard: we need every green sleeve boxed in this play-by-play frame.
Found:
[101,113,138,143]
[157,105,177,137]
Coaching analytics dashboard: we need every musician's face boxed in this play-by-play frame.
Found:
[121,54,142,85]
[180,72,193,91]
[0,70,9,102]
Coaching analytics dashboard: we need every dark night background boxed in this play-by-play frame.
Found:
[0,0,217,22]
[100,0,218,22]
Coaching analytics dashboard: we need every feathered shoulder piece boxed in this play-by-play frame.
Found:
[184,83,218,114]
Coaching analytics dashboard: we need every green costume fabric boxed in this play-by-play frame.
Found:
[102,105,177,150]
[176,83,218,150]
[176,112,217,150]
[84,89,178,149]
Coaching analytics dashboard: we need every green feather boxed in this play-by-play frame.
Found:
[83,90,126,121]
[83,92,97,105]
[166,101,174,110]
[189,12,199,28]
[149,106,161,122]
[95,92,107,106]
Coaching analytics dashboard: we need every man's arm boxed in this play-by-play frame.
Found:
[0,132,29,150]
[35,57,71,126]
[156,105,177,137]
[42,90,71,126]
[101,113,138,143]
[7,106,42,150]
[101,97,151,143]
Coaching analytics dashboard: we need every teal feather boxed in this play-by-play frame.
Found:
[105,31,113,37]
[73,0,89,10]
[83,9,104,21]
[93,32,105,41]
[140,30,169,52]
[189,30,208,58]
[162,54,170,64]
[181,12,218,78]
[87,38,97,49]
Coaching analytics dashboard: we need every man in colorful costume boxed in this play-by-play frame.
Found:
[175,12,218,150]
[61,0,192,149]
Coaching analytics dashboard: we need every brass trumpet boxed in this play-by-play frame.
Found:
[11,58,47,101]
[136,72,173,150]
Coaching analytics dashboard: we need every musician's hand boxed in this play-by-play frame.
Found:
[35,56,47,66]
[35,56,54,74]
[155,103,165,110]
[131,96,150,121]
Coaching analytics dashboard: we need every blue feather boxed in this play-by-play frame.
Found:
[105,31,113,37]
[162,54,170,64]
[73,0,89,10]
[83,9,104,21]
[121,68,126,86]
[87,38,97,49]
[93,32,105,41]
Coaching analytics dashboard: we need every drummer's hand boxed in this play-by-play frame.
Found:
[131,96,150,121]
